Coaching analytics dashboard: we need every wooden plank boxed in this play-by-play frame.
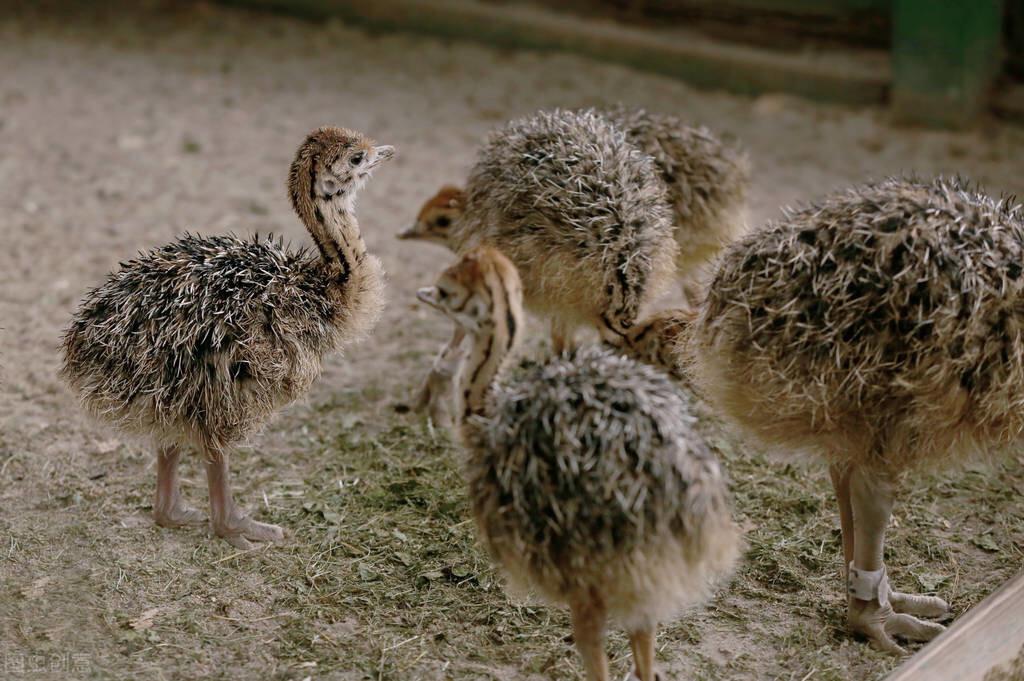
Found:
[603,0,892,49]
[221,0,889,106]
[891,0,1004,127]
[886,571,1024,681]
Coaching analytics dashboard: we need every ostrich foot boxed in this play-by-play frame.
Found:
[154,445,204,528]
[154,501,205,528]
[212,510,285,551]
[847,563,947,654]
[626,627,660,681]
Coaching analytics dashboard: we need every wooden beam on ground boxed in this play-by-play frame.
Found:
[891,0,1003,128]
[886,570,1024,681]
[220,0,889,106]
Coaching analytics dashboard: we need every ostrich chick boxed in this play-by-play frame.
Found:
[603,105,750,306]
[417,247,739,681]
[402,106,749,308]
[691,176,1024,653]
[61,127,393,549]
[401,108,677,422]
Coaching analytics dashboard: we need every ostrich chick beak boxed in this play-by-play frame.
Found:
[397,224,420,240]
[416,286,440,308]
[371,145,395,168]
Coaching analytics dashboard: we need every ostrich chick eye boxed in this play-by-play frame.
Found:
[350,152,365,166]
[435,216,451,228]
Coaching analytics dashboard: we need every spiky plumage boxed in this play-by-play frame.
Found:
[466,345,738,628]
[452,108,677,336]
[601,105,750,281]
[61,234,382,448]
[693,176,1024,472]
[61,126,388,453]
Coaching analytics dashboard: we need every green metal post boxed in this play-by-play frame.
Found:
[892,0,1004,127]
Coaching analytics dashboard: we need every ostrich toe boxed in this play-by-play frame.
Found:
[890,590,949,618]
[848,596,946,655]
[154,502,206,528]
[212,513,285,550]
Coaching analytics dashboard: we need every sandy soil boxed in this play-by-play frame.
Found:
[1,3,1023,680]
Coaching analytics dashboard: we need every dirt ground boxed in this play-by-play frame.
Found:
[1,3,1023,680]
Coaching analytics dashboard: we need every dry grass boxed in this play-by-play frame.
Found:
[3,379,1021,680]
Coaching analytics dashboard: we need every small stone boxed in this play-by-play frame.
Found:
[117,134,146,151]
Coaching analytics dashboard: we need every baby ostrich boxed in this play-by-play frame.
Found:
[401,108,677,421]
[691,176,1024,653]
[417,247,739,681]
[61,127,392,549]
[402,106,749,307]
[603,105,750,304]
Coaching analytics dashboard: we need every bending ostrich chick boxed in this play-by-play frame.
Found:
[601,105,750,305]
[61,127,392,549]
[691,177,1024,653]
[417,247,739,681]
[402,106,749,307]
[401,108,677,421]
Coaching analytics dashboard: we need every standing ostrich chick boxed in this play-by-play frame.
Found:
[417,247,739,681]
[691,177,1024,653]
[401,108,677,422]
[61,127,392,549]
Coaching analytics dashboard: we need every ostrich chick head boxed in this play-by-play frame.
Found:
[288,126,395,213]
[399,185,466,245]
[416,247,519,336]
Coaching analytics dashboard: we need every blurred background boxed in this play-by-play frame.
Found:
[224,0,1024,128]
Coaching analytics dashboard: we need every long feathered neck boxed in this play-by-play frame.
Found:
[458,278,524,426]
[289,161,366,284]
